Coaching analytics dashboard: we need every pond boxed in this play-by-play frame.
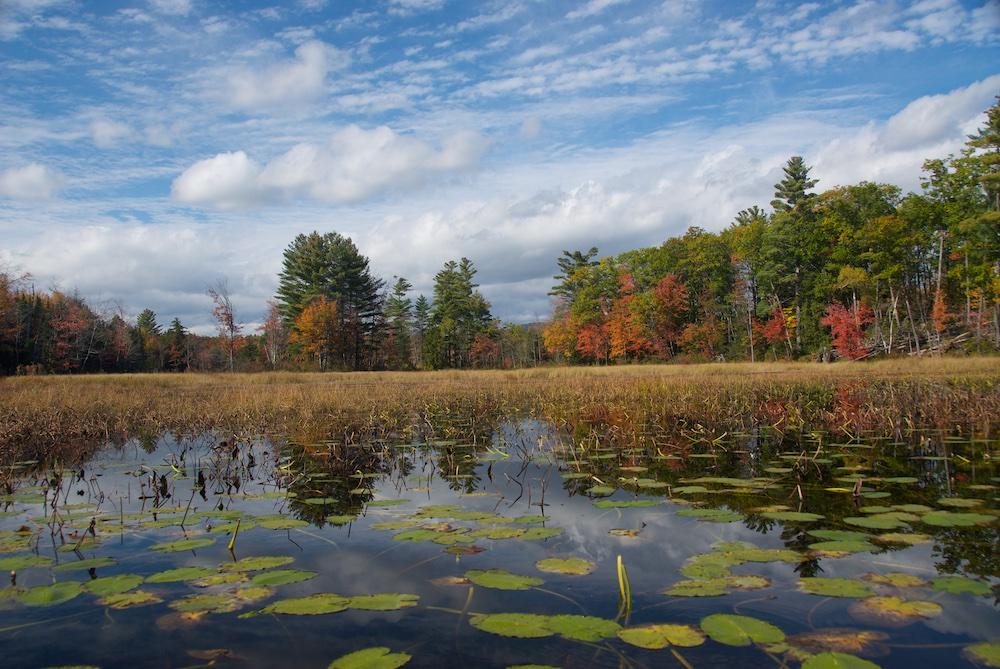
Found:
[0,421,997,669]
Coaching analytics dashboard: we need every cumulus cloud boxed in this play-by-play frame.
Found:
[89,119,133,148]
[148,0,192,16]
[172,125,489,209]
[0,163,64,200]
[224,40,348,110]
[567,0,630,20]
[388,0,446,16]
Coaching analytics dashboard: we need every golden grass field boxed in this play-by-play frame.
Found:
[2,357,999,457]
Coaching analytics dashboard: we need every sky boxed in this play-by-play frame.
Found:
[1,0,999,333]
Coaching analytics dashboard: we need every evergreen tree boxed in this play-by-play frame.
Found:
[770,156,818,213]
[427,258,492,368]
[164,317,187,371]
[412,294,431,367]
[550,247,599,302]
[384,276,413,368]
[275,231,384,370]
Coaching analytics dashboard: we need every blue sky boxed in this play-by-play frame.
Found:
[1,0,998,332]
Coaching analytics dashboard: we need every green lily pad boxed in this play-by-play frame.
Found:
[700,614,785,646]
[546,614,620,641]
[809,530,872,542]
[52,557,116,572]
[18,581,84,606]
[761,511,825,522]
[936,497,983,508]
[931,576,991,596]
[470,613,553,638]
[466,527,525,540]
[964,642,1000,667]
[347,593,419,611]
[0,555,53,570]
[146,566,216,583]
[809,540,878,554]
[257,516,309,530]
[863,573,926,588]
[802,652,881,669]
[250,569,318,587]
[327,515,358,526]
[84,574,144,596]
[677,508,743,522]
[921,511,994,527]
[100,590,163,609]
[513,515,547,524]
[465,569,543,590]
[535,558,596,575]
[150,538,215,553]
[586,486,616,495]
[665,580,730,597]
[170,593,240,613]
[520,527,563,540]
[875,533,931,545]
[798,578,874,598]
[328,647,411,669]
[220,556,295,572]
[617,624,706,649]
[844,515,908,530]
[257,593,351,615]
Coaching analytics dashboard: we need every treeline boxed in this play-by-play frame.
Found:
[0,237,544,374]
[543,98,1000,363]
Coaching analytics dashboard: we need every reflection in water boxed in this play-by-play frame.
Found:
[0,419,997,669]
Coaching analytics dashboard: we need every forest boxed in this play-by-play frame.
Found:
[0,98,997,374]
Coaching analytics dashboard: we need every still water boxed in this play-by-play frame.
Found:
[0,421,997,668]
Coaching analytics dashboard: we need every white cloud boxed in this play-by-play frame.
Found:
[519,117,542,139]
[0,163,64,200]
[388,0,445,16]
[172,125,489,209]
[148,0,192,16]
[223,40,348,110]
[567,0,629,20]
[89,119,133,148]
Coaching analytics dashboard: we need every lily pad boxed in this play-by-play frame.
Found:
[801,652,881,669]
[470,613,553,638]
[535,558,596,575]
[546,614,620,642]
[257,516,309,530]
[250,569,318,587]
[220,556,295,572]
[465,569,542,590]
[921,511,994,527]
[761,511,825,522]
[964,642,1000,668]
[0,555,53,570]
[700,614,785,646]
[150,538,215,553]
[863,573,926,588]
[18,581,84,606]
[850,596,942,626]
[146,566,216,583]
[84,574,145,596]
[257,593,351,615]
[329,647,411,669]
[346,593,419,611]
[617,624,706,649]
[100,590,163,609]
[677,508,743,522]
[520,527,563,540]
[799,578,874,598]
[844,515,908,530]
[931,576,991,596]
[810,540,878,554]
[52,557,116,572]
[665,580,730,597]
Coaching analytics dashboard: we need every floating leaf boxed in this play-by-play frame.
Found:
[936,497,983,508]
[964,642,1000,668]
[0,555,53,570]
[193,572,247,587]
[666,580,729,597]
[467,527,525,540]
[84,574,144,596]
[52,557,116,572]
[170,594,240,614]
[799,578,874,598]
[470,613,553,638]
[347,593,419,611]
[863,573,926,588]
[547,615,620,641]
[220,556,294,572]
[809,530,872,542]
[921,511,994,527]
[328,647,411,669]
[586,486,615,495]
[513,515,547,524]
[761,511,825,522]
[327,515,358,526]
[150,538,214,553]
[100,590,162,609]
[700,614,785,646]
[146,566,216,583]
[520,527,563,540]
[593,499,660,509]
[844,516,907,530]
[257,516,309,530]
[809,540,878,555]
[676,508,743,522]
[801,652,881,669]
[787,628,888,656]
[618,624,706,649]
[850,596,942,626]
[875,533,930,545]
[535,558,596,575]
[465,569,542,590]
[250,569,317,587]
[18,581,83,606]
[931,576,991,596]
[608,528,641,538]
[257,593,351,615]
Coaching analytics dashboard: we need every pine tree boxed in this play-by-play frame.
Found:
[384,276,413,368]
[770,156,818,213]
[550,247,599,301]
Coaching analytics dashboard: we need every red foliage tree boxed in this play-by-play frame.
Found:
[608,272,652,360]
[677,319,723,359]
[820,301,874,360]
[651,273,689,355]
[576,321,610,363]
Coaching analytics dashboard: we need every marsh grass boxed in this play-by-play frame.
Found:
[2,357,999,460]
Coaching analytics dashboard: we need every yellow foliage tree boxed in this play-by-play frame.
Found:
[290,296,339,370]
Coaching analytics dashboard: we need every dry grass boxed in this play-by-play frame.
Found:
[2,357,999,459]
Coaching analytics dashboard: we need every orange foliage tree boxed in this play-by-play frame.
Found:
[608,272,652,360]
[290,296,339,370]
[542,314,578,361]
[651,273,689,356]
[820,301,874,360]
